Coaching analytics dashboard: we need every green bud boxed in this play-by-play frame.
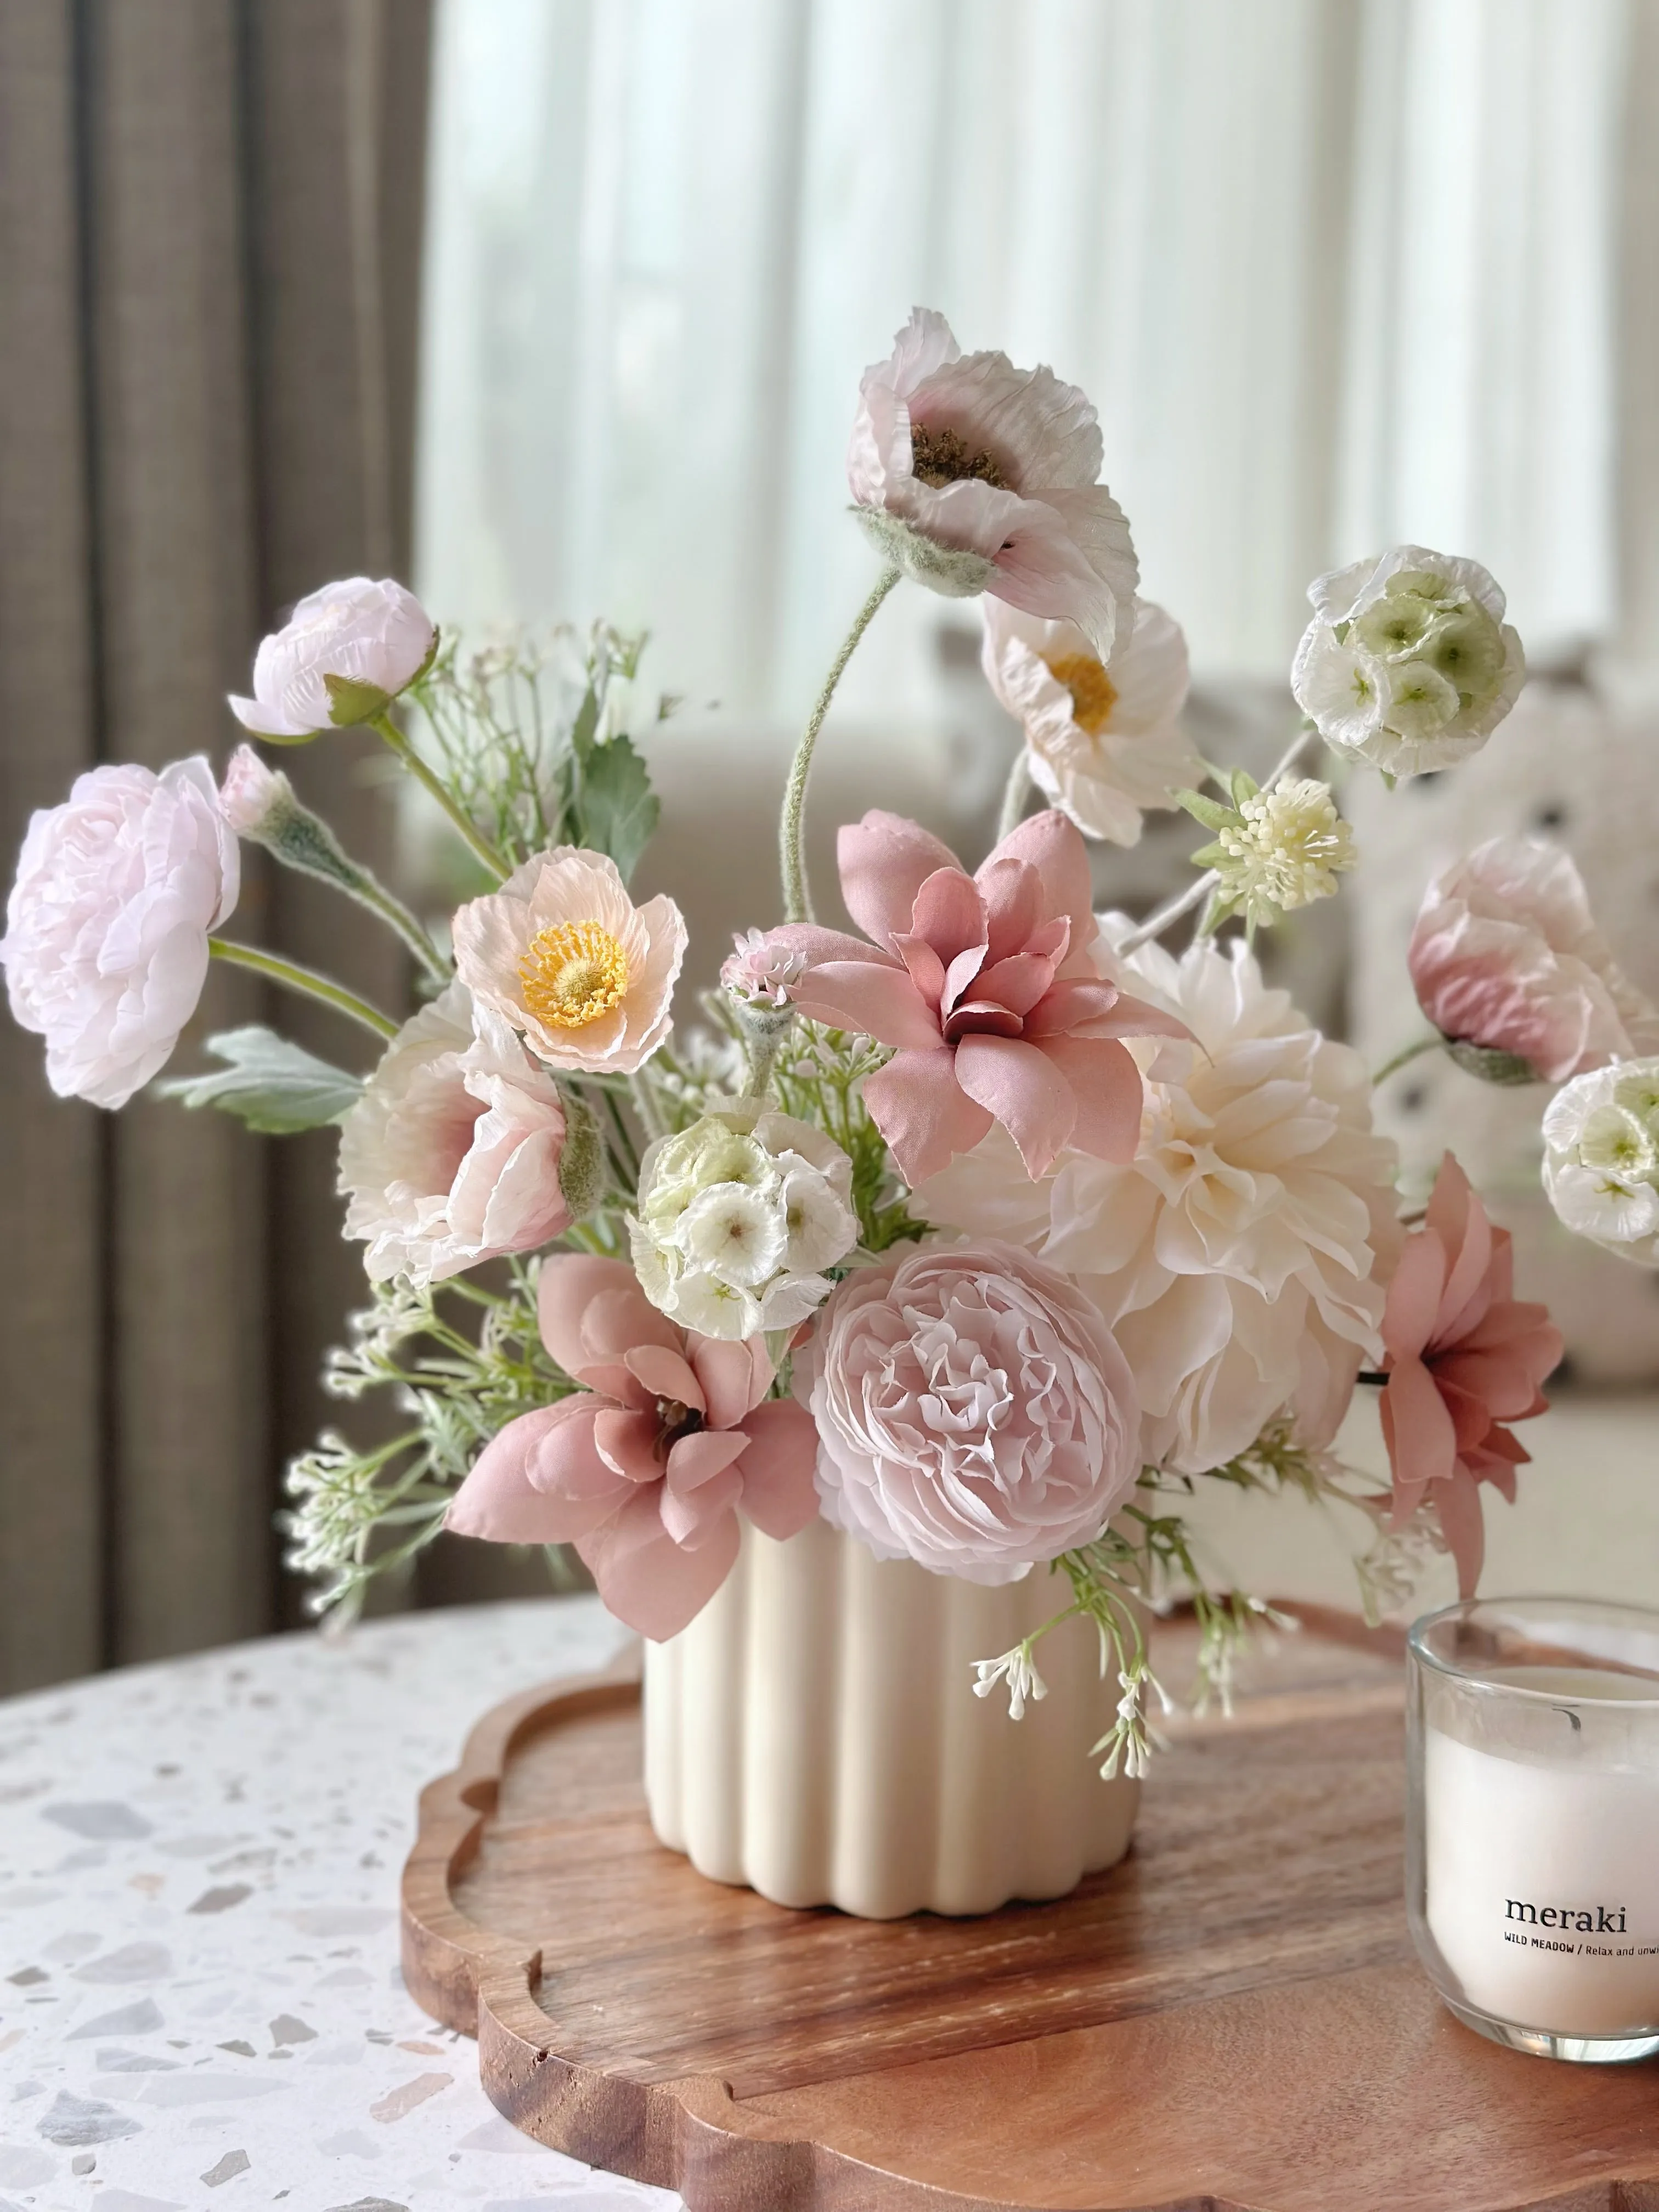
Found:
[1444,1039,1540,1086]
[556,1091,611,1223]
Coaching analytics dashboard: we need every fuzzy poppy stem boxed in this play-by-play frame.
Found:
[780,566,900,923]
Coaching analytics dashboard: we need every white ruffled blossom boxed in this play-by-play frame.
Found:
[916,930,1401,1476]
[628,1101,858,1339]
[230,578,436,740]
[1542,1058,1659,1267]
[720,928,807,1009]
[1291,546,1525,777]
[1205,777,1356,929]
[980,597,1202,845]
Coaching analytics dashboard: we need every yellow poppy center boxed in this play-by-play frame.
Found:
[1045,651,1118,737]
[519,919,629,1030]
[909,422,1007,490]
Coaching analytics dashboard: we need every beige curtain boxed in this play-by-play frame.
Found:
[0,0,432,1694]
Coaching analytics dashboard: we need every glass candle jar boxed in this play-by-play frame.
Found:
[1407,1596,1659,2062]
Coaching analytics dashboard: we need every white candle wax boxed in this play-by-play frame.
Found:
[1424,1671,1659,2038]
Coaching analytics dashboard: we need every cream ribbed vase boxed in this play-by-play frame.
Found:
[642,1517,1140,1919]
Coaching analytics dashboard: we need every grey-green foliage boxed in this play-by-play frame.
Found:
[155,1026,363,1133]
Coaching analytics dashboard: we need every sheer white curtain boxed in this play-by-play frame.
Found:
[416,0,1628,724]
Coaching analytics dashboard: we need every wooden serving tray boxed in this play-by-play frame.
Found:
[402,1606,1659,2211]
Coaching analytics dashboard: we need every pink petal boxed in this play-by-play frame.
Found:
[787,959,943,1051]
[539,1256,679,1381]
[659,1462,747,1548]
[951,1034,1078,1179]
[732,1400,822,1540]
[592,1406,663,1482]
[623,1344,706,1415]
[1436,1465,1488,1599]
[1033,1035,1143,1161]
[1023,978,1122,1037]
[983,808,1096,959]
[891,932,947,1007]
[1381,1356,1459,1515]
[665,1427,751,1492]
[974,950,1061,1018]
[995,487,1137,659]
[862,1048,996,1185]
[577,1486,742,1640]
[689,1335,773,1430]
[766,923,888,969]
[1381,1231,1451,1365]
[975,858,1042,966]
[909,866,986,971]
[445,1400,623,1544]
[943,1000,1025,1043]
[837,811,963,951]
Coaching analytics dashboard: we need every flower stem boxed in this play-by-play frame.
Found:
[780,565,900,923]
[371,712,509,883]
[996,751,1031,844]
[208,936,399,1040]
[1119,723,1322,954]
[1372,1033,1443,1085]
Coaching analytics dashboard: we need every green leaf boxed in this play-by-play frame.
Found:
[155,1025,364,1133]
[1187,839,1230,869]
[1229,767,1260,807]
[568,681,601,763]
[1173,789,1234,832]
[323,672,393,726]
[573,734,659,882]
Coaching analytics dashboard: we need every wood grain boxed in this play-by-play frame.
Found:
[402,1615,1659,2212]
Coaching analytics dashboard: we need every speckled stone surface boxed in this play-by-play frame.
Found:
[0,1599,681,2211]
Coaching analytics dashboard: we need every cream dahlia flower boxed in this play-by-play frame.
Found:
[338,981,577,1285]
[1291,546,1524,777]
[980,597,1201,845]
[450,847,686,1076]
[849,308,1138,657]
[916,932,1401,1476]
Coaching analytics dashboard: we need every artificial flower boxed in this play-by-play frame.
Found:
[1408,837,1659,1083]
[337,981,580,1286]
[917,930,1401,1476]
[775,809,1184,1185]
[1193,775,1356,931]
[229,577,436,740]
[980,597,1200,845]
[1378,1153,1561,1596]
[1290,546,1525,776]
[795,1238,1141,1583]
[451,846,687,1075]
[1,757,239,1109]
[720,928,807,1009]
[218,743,289,836]
[444,1254,819,1637]
[849,308,1138,656]
[1541,1057,1659,1267]
[628,1102,858,1339]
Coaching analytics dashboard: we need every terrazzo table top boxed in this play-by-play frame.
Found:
[0,1598,681,2212]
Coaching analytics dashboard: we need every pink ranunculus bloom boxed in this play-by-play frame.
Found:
[772,808,1186,1185]
[444,1254,820,1638]
[849,308,1139,657]
[230,577,435,740]
[795,1238,1142,1583]
[337,981,574,1286]
[1,758,239,1109]
[1379,1153,1562,1598]
[1408,837,1659,1082]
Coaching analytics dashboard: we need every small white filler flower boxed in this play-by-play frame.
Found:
[1197,775,1357,932]
[1542,1058,1659,1267]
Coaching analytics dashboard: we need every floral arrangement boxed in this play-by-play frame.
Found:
[21,302,1650,1785]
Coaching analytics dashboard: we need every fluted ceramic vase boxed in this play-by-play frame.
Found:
[643,1517,1140,1919]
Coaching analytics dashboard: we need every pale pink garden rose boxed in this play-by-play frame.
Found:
[849,308,1138,658]
[980,597,1201,845]
[1,757,239,1109]
[774,808,1186,1186]
[451,847,687,1076]
[445,1255,820,1638]
[229,577,436,740]
[337,981,575,1286]
[795,1238,1142,1583]
[1408,837,1659,1082]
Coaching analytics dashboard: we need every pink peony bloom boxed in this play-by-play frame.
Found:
[230,577,435,740]
[1379,1153,1562,1597]
[1409,837,1659,1082]
[795,1238,1142,1583]
[452,847,687,1076]
[773,808,1184,1185]
[849,308,1138,657]
[337,982,574,1286]
[444,1254,820,1638]
[2,758,239,1109]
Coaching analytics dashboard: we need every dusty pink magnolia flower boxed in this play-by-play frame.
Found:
[720,928,806,1009]
[849,308,1138,657]
[444,1255,819,1638]
[1409,837,1658,1082]
[795,1238,1142,1583]
[774,808,1184,1184]
[337,982,574,1286]
[1379,1154,1561,1597]
[1,758,239,1109]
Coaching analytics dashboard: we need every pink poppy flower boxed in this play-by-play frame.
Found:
[849,308,1138,657]
[773,808,1184,1186]
[1379,1154,1562,1596]
[444,1255,819,1639]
